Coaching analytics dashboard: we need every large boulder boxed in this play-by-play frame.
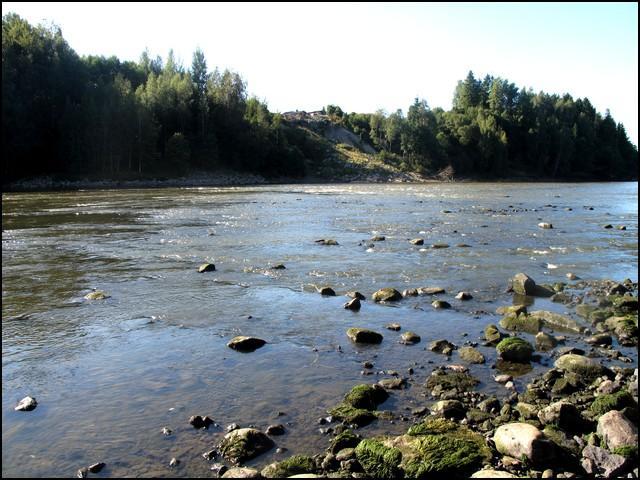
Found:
[219,428,274,464]
[372,288,402,302]
[554,354,610,381]
[347,328,383,344]
[509,273,554,297]
[581,445,631,478]
[493,423,555,464]
[496,337,534,363]
[597,410,638,450]
[227,336,266,352]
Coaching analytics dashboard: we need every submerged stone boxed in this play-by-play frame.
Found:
[554,354,610,381]
[459,346,485,364]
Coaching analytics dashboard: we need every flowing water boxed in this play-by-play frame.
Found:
[2,182,638,477]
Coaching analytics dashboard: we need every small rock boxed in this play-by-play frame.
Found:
[227,336,266,352]
[370,235,385,241]
[203,449,218,460]
[566,273,578,280]
[317,286,336,296]
[221,467,260,478]
[494,374,513,384]
[265,424,285,436]
[400,331,421,344]
[346,291,365,300]
[604,224,613,229]
[169,457,180,467]
[77,467,89,478]
[198,263,216,273]
[432,300,451,309]
[84,290,109,300]
[88,463,105,473]
[344,298,361,311]
[385,323,401,331]
[431,243,450,248]
[315,239,339,245]
[210,463,228,476]
[456,291,473,300]
[189,415,214,429]
[597,410,638,450]
[14,396,37,411]
[493,423,555,464]
[372,288,402,302]
[161,427,172,436]
[538,222,553,229]
[346,328,383,344]
[409,238,424,245]
[582,445,630,478]
[227,423,240,432]
[378,377,406,390]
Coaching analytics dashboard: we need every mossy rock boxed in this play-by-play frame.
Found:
[407,417,460,436]
[496,305,528,316]
[612,445,638,459]
[388,424,491,477]
[590,390,636,416]
[227,336,267,352]
[605,315,638,341]
[329,429,361,454]
[466,409,493,424]
[554,354,610,381]
[529,310,585,333]
[484,324,504,345]
[499,313,541,334]
[261,455,316,478]
[354,439,403,478]
[459,346,485,364]
[542,425,581,456]
[611,295,639,313]
[575,304,598,319]
[425,371,479,394]
[372,288,402,302]
[496,337,534,363]
[327,403,376,427]
[589,309,613,324]
[344,384,388,409]
[218,428,274,464]
[346,328,383,344]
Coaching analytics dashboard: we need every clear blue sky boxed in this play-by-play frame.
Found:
[3,2,638,145]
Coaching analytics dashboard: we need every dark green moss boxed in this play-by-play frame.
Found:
[407,417,459,436]
[327,403,376,427]
[354,439,403,478]
[612,445,638,459]
[496,337,534,362]
[425,371,479,393]
[344,384,388,409]
[590,390,636,416]
[499,313,541,333]
[329,429,361,454]
[262,455,316,477]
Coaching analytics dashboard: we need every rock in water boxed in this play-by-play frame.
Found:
[198,263,216,272]
[15,396,37,411]
[344,298,361,311]
[455,291,473,300]
[317,286,336,296]
[538,222,553,229]
[219,428,275,464]
[496,337,534,363]
[227,336,266,352]
[400,331,421,344]
[346,328,383,344]
[409,238,424,245]
[84,290,109,300]
[372,288,402,302]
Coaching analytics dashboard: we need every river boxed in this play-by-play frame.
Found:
[2,182,637,477]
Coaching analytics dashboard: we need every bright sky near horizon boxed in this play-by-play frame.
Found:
[3,2,638,145]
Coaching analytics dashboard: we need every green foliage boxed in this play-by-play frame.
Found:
[2,13,637,182]
[612,445,638,459]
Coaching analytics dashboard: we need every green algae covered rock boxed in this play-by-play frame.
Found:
[590,390,636,416]
[327,403,376,427]
[484,324,505,345]
[344,384,388,410]
[260,455,315,478]
[218,428,274,464]
[499,312,542,333]
[354,439,403,478]
[496,337,534,363]
[529,310,585,333]
[389,418,491,476]
[425,370,480,395]
[329,429,361,454]
[554,354,610,381]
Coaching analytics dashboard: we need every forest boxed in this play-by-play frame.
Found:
[2,13,637,183]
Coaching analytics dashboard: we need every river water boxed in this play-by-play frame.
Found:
[2,182,638,477]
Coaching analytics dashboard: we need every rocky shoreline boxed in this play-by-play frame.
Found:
[202,274,638,478]
[38,271,636,478]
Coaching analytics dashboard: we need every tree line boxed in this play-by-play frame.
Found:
[2,13,637,183]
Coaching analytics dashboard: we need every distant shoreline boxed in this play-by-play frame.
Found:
[2,171,635,193]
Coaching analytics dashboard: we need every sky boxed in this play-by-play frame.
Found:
[3,2,638,145]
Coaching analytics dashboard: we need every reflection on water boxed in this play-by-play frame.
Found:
[2,182,638,477]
